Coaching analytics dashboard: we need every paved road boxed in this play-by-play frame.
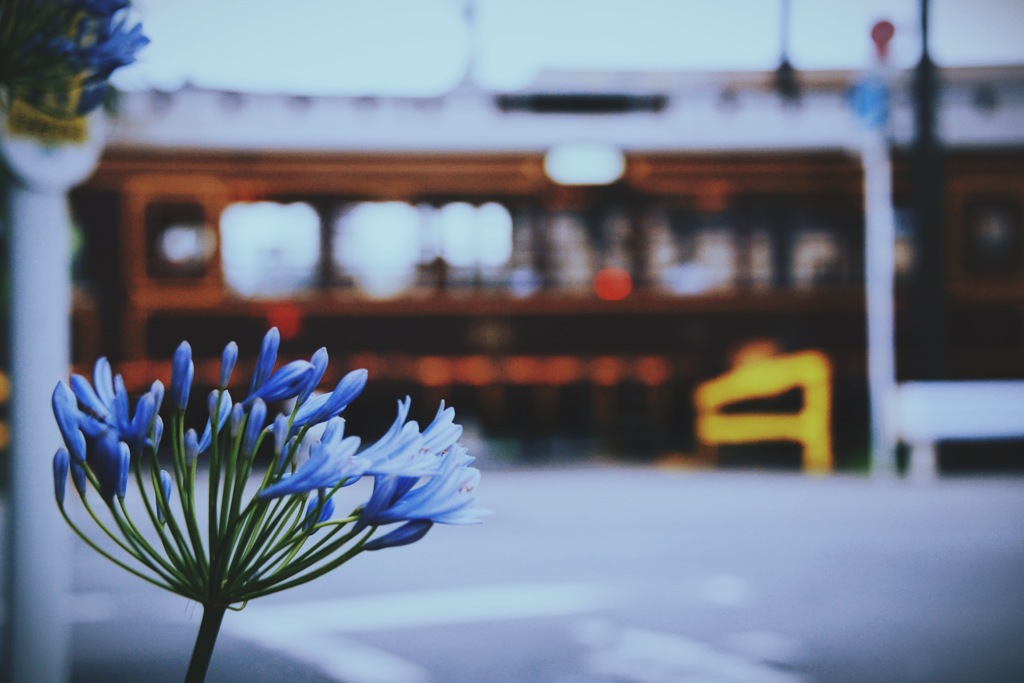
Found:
[4,465,1024,682]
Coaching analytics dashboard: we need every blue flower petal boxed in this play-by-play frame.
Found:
[66,459,86,498]
[157,470,173,524]
[297,347,329,407]
[197,390,233,454]
[116,441,131,500]
[88,429,124,503]
[112,374,131,435]
[93,357,115,408]
[149,380,164,415]
[184,429,199,465]
[128,392,156,451]
[52,382,87,462]
[220,341,238,388]
[257,433,363,499]
[364,520,434,551]
[53,448,70,505]
[69,374,108,421]
[293,368,368,429]
[151,415,164,452]
[169,342,194,411]
[246,360,315,406]
[241,399,267,459]
[250,328,280,395]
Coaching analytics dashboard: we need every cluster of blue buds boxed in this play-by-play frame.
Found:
[52,328,488,606]
[1,0,149,116]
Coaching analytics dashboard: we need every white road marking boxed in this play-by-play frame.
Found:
[576,619,811,683]
[227,581,618,635]
[222,581,618,683]
[246,632,431,683]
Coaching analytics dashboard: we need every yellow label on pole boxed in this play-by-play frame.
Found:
[6,97,87,144]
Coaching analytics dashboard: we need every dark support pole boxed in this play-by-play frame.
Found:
[913,0,949,378]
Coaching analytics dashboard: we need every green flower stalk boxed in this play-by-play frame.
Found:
[51,328,489,683]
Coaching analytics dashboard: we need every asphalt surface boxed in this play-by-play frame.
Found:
[3,463,1024,683]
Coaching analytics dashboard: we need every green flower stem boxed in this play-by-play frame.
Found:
[114,497,194,588]
[224,432,272,557]
[175,417,201,558]
[74,461,167,579]
[231,522,311,587]
[78,497,194,597]
[186,462,211,575]
[59,504,182,595]
[133,452,183,564]
[248,496,354,573]
[221,423,295,569]
[226,423,307,569]
[223,499,318,593]
[235,528,373,602]
[217,423,245,541]
[228,495,295,575]
[231,523,365,598]
[227,432,265,527]
[233,497,305,575]
[171,414,210,576]
[142,454,201,581]
[183,603,227,683]
[274,523,363,575]
[74,469,168,577]
[208,393,226,559]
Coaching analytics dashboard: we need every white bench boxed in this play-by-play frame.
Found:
[894,381,1024,479]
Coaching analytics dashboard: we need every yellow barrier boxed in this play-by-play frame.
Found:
[0,369,9,450]
[694,349,833,473]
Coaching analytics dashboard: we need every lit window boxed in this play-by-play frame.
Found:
[220,202,320,298]
[477,202,514,268]
[332,202,421,299]
[438,202,479,268]
[435,201,513,269]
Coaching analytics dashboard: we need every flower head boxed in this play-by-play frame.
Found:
[51,329,486,616]
[1,0,149,116]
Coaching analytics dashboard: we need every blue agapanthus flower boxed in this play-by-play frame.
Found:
[51,327,489,614]
[0,0,149,116]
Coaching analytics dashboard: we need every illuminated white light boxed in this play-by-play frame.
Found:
[333,202,421,299]
[159,224,214,265]
[438,202,479,268]
[220,202,320,298]
[544,144,626,186]
[477,203,514,268]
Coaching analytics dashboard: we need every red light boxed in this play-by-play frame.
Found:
[265,304,304,341]
[593,267,632,301]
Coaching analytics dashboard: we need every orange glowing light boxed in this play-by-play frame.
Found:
[593,267,632,301]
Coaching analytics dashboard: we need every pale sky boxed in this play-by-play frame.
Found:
[113,0,1024,96]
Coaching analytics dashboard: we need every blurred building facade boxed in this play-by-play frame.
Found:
[64,66,1024,468]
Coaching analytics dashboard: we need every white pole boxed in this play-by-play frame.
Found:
[858,22,899,476]
[2,117,105,683]
[863,131,899,475]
